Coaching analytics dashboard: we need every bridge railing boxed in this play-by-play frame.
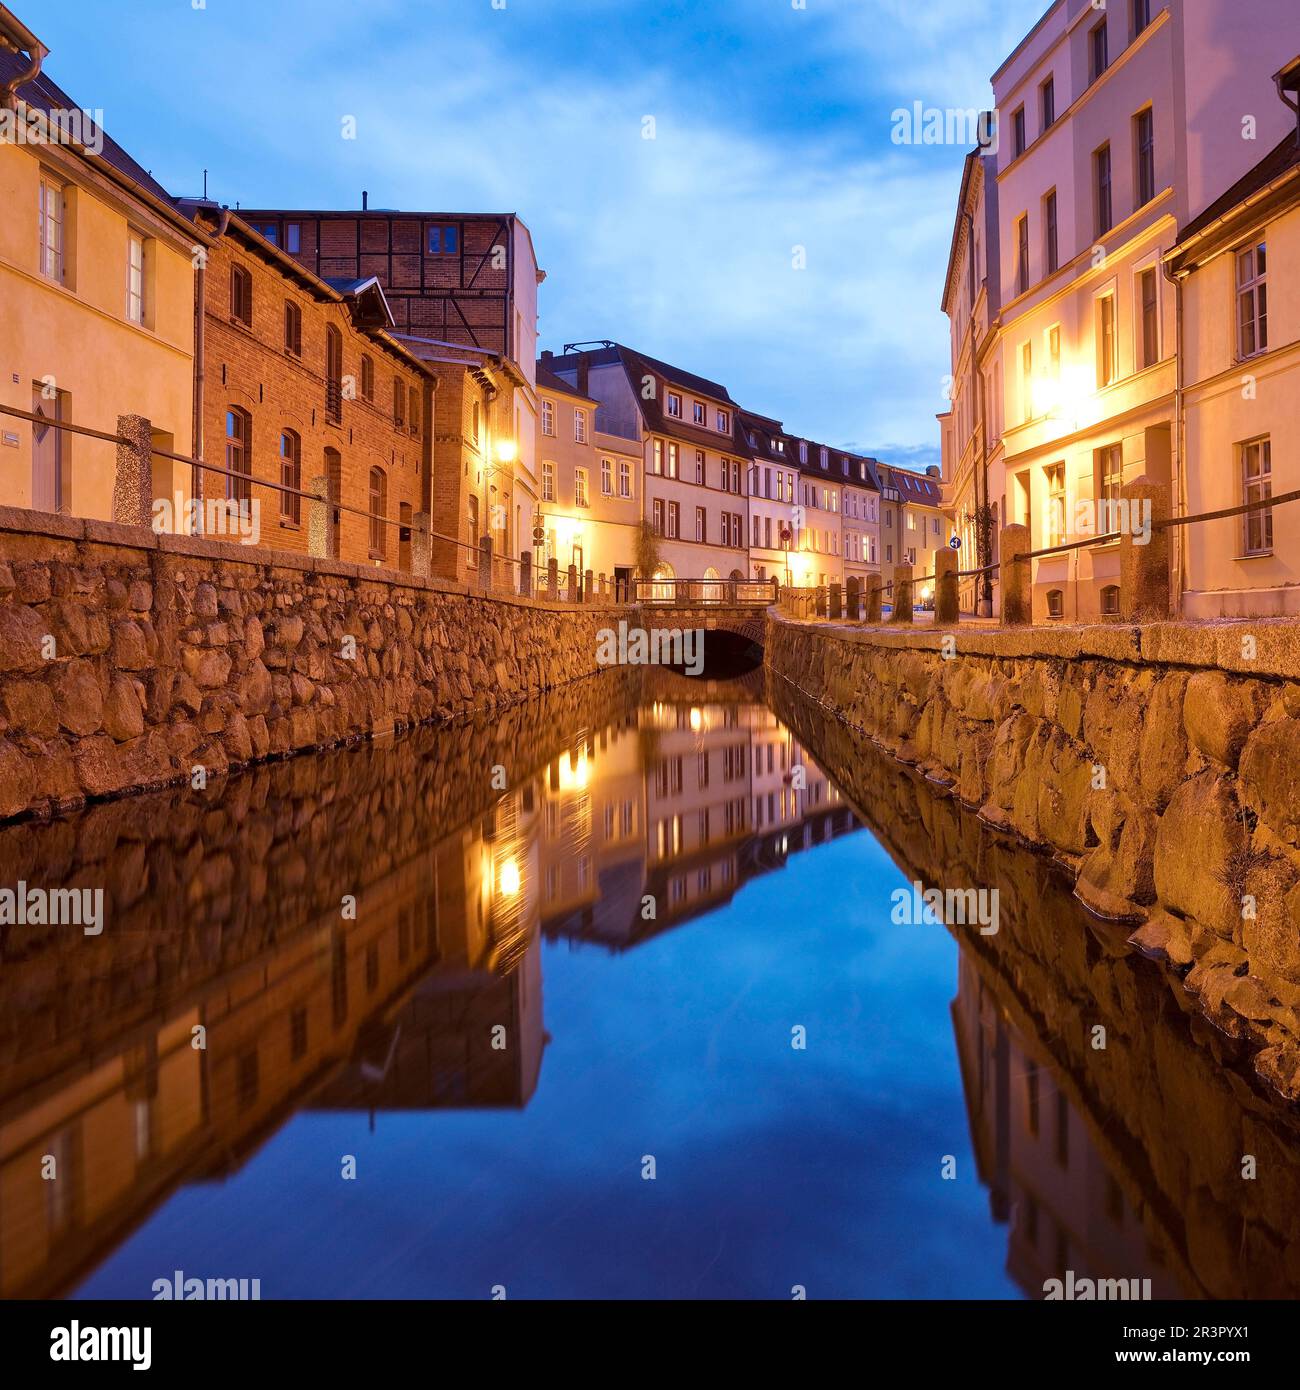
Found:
[633,577,778,607]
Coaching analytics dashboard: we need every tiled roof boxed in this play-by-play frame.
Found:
[535,362,597,402]
[0,49,173,205]
[1176,129,1300,247]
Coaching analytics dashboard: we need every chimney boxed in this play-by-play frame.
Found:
[540,348,553,362]
[362,190,369,211]
[577,351,591,397]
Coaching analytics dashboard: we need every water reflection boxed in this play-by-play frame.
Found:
[0,670,1297,1299]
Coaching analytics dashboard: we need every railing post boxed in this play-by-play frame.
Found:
[547,557,558,598]
[519,548,532,598]
[889,565,914,624]
[771,576,779,605]
[999,523,1032,626]
[935,549,960,625]
[1120,474,1171,621]
[567,562,579,602]
[865,574,882,623]
[815,585,827,618]
[478,534,493,591]
[845,576,859,620]
[114,414,154,528]
[829,581,842,620]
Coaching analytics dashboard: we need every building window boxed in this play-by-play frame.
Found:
[1048,323,1061,380]
[574,407,588,443]
[575,467,589,508]
[667,501,679,539]
[1090,19,1109,83]
[250,221,278,245]
[1044,189,1058,274]
[696,506,706,542]
[1132,0,1151,38]
[1100,585,1120,615]
[393,377,405,428]
[39,174,65,281]
[225,407,252,506]
[284,300,302,356]
[1242,437,1273,555]
[360,354,374,401]
[541,399,555,436]
[126,233,147,324]
[1094,144,1113,237]
[325,325,343,422]
[280,429,301,524]
[1021,339,1033,421]
[1139,267,1159,368]
[285,222,301,254]
[542,459,555,502]
[1096,443,1123,519]
[601,457,612,495]
[1237,240,1268,358]
[619,460,632,497]
[667,442,678,478]
[1135,108,1155,207]
[695,449,705,483]
[666,392,682,418]
[692,400,705,424]
[716,409,729,432]
[1012,105,1027,159]
[1046,462,1066,546]
[427,224,459,255]
[652,498,664,535]
[408,387,420,437]
[1096,293,1117,388]
[1016,214,1030,295]
[368,467,387,558]
[1047,589,1064,619]
[231,264,253,326]
[1041,75,1055,130]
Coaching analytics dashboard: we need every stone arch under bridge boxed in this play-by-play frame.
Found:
[635,605,769,650]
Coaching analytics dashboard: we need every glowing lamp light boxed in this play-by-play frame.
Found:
[689,707,703,732]
[498,859,521,897]
[494,439,517,464]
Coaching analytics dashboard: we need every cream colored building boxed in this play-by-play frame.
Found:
[0,11,198,522]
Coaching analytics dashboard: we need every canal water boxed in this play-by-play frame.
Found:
[0,670,1296,1300]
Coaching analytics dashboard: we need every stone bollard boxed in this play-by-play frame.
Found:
[829,582,842,620]
[584,568,594,604]
[519,548,532,598]
[815,586,827,618]
[865,574,883,623]
[567,562,579,602]
[935,548,960,625]
[308,473,337,560]
[114,414,154,528]
[999,523,1032,626]
[846,576,860,621]
[889,565,914,623]
[547,557,558,599]
[478,534,493,591]
[1120,474,1171,621]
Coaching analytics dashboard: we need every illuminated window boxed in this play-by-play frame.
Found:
[1241,437,1272,556]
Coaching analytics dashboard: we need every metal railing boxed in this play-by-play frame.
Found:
[632,577,778,606]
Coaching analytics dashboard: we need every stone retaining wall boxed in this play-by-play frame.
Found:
[0,509,632,821]
[766,613,1300,1075]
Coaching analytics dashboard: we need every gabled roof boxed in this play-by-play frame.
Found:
[323,275,395,329]
[878,463,943,505]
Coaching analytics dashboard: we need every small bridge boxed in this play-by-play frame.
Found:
[632,577,775,662]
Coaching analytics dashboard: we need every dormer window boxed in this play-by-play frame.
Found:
[692,400,705,424]
[716,409,730,432]
[666,392,682,418]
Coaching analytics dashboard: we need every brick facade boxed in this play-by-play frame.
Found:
[197,216,431,570]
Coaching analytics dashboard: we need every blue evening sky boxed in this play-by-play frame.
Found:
[36,0,1048,465]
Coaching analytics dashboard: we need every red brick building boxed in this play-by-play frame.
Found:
[185,206,433,570]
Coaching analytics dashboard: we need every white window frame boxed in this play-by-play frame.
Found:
[575,466,589,508]
[574,407,588,444]
[541,399,555,436]
[1241,436,1273,556]
[127,232,146,325]
[1236,240,1268,360]
[39,173,65,282]
[601,457,612,495]
[542,459,555,502]
[618,460,632,498]
[666,392,682,419]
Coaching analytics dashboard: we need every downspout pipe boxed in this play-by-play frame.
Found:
[0,6,47,111]
[192,206,231,516]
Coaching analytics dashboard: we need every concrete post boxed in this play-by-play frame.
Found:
[519,548,532,598]
[584,568,594,604]
[865,574,882,623]
[411,512,431,578]
[309,474,337,560]
[889,565,914,623]
[598,573,607,599]
[935,548,960,625]
[815,586,827,618]
[829,581,842,620]
[114,414,154,528]
[846,576,860,621]
[478,534,493,591]
[1120,475,1171,621]
[999,523,1032,626]
[567,562,579,602]
[547,557,558,599]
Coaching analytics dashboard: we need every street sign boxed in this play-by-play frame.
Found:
[948,535,961,550]
[532,524,546,545]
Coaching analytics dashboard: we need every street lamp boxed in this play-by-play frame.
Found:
[494,439,517,464]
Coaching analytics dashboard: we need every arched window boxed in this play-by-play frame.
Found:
[279,429,301,524]
[408,384,420,438]
[1047,588,1064,619]
[393,377,405,428]
[325,325,343,423]
[368,466,387,559]
[324,447,341,558]
[225,407,251,506]
[1101,584,1120,616]
[360,354,374,402]
[284,300,302,357]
